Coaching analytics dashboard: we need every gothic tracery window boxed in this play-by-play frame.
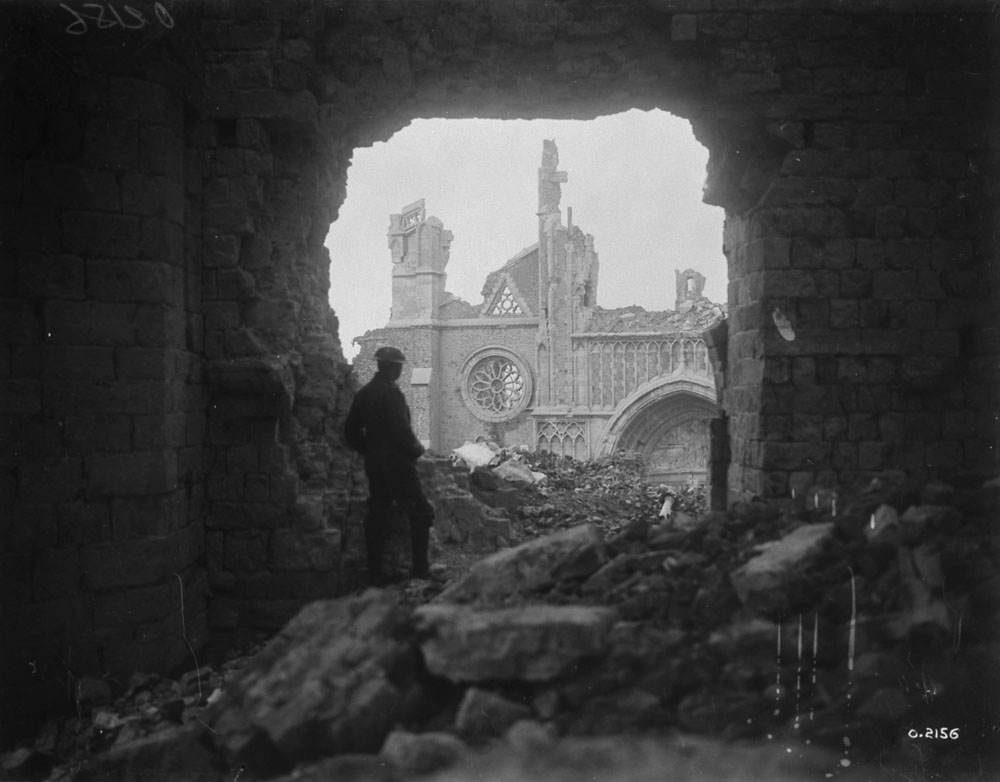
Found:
[460,348,532,422]
[490,285,523,316]
[469,357,524,413]
[537,420,587,460]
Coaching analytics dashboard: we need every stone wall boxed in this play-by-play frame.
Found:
[1,0,996,736]
[1,3,209,729]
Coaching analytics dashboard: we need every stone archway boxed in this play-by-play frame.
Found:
[597,375,717,485]
[4,0,994,726]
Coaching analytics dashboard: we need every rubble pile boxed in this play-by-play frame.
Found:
[218,469,1000,779]
[6,470,998,782]
[465,448,709,540]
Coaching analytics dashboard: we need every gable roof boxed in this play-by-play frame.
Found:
[481,244,538,317]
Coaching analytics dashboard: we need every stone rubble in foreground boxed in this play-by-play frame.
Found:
[6,470,998,782]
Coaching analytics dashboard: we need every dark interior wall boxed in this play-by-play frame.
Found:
[1,0,996,734]
[1,3,210,729]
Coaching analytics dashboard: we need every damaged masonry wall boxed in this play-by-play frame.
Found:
[1,0,996,736]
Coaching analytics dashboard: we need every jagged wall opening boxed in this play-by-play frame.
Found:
[325,111,727,362]
[2,0,995,736]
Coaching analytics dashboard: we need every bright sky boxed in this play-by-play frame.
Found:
[326,109,727,360]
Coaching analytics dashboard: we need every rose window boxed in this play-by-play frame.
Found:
[460,349,532,422]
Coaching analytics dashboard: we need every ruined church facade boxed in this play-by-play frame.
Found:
[356,142,725,487]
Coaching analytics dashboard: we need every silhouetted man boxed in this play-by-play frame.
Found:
[343,346,435,584]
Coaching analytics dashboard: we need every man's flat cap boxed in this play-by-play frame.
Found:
[374,346,406,363]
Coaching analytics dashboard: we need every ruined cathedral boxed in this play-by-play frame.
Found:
[356,141,726,487]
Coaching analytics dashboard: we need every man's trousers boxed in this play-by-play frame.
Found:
[364,464,434,577]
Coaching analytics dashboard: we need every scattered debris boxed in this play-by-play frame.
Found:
[9,468,998,782]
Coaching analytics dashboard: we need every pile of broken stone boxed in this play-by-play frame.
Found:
[465,447,708,540]
[7,470,998,782]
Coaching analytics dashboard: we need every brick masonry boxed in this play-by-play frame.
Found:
[1,0,996,733]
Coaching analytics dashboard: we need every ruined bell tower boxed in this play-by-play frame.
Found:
[535,140,598,408]
[387,199,453,322]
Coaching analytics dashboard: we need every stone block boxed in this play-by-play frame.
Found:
[111,493,182,539]
[44,301,136,347]
[780,149,868,178]
[829,299,858,328]
[415,604,617,682]
[270,474,299,504]
[81,117,138,170]
[6,416,61,456]
[209,89,318,126]
[64,415,131,453]
[729,523,835,615]
[85,451,178,496]
[232,571,338,600]
[202,19,280,49]
[140,217,184,262]
[245,299,300,335]
[206,591,414,772]
[718,72,780,95]
[925,440,963,470]
[347,676,402,753]
[0,379,40,414]
[2,205,59,252]
[236,118,269,149]
[11,347,44,379]
[23,160,120,210]
[438,523,607,605]
[41,346,115,379]
[116,347,171,379]
[204,234,240,269]
[380,730,466,777]
[921,330,959,357]
[872,270,918,299]
[0,299,42,346]
[140,125,184,177]
[291,495,324,531]
[133,413,186,450]
[56,500,111,546]
[87,259,177,304]
[224,530,269,571]
[208,596,240,630]
[759,441,832,471]
[832,443,859,471]
[245,474,270,501]
[121,173,184,222]
[33,547,82,600]
[63,211,140,257]
[93,581,175,626]
[208,502,287,530]
[1,553,32,603]
[455,688,531,738]
[269,529,341,571]
[17,253,85,300]
[241,235,272,268]
[858,441,894,471]
[228,52,276,88]
[18,456,84,503]
[135,304,187,348]
[4,597,91,639]
[258,445,290,473]
[81,537,180,590]
[205,203,255,234]
[207,471,244,502]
